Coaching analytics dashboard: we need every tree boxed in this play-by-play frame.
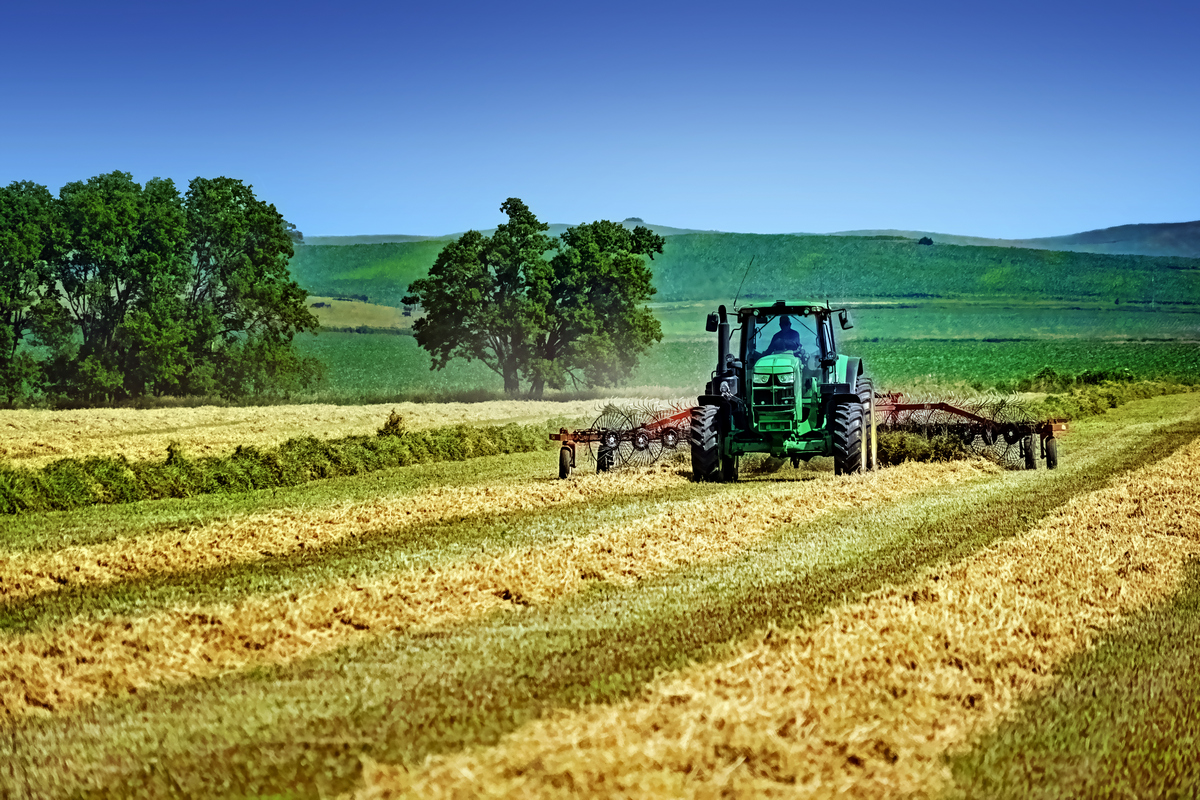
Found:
[0,181,66,402]
[52,172,190,401]
[526,220,664,395]
[404,199,664,397]
[182,177,318,397]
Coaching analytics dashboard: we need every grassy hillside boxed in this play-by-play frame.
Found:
[289,233,1200,308]
[839,219,1200,259]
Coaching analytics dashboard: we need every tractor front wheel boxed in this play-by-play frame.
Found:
[833,399,866,476]
[691,405,723,482]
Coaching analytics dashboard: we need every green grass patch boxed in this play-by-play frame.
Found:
[950,560,1200,799]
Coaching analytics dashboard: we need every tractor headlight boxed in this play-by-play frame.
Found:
[778,372,795,384]
[753,373,770,384]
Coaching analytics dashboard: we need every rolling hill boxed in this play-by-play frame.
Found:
[289,225,1200,308]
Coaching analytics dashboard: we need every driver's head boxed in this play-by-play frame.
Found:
[778,315,792,329]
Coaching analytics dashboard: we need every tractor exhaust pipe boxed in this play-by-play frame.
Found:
[716,304,730,376]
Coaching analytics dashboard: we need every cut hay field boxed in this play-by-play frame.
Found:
[3,393,1200,798]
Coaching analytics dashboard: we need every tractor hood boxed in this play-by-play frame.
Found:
[753,353,799,375]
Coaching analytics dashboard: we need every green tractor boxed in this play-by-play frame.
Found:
[691,300,875,481]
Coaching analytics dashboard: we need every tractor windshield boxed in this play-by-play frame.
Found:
[745,313,820,369]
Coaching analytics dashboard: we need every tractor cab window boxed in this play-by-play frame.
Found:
[745,313,820,370]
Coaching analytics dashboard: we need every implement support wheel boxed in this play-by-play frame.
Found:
[1023,435,1037,470]
[559,447,572,479]
[1045,436,1059,470]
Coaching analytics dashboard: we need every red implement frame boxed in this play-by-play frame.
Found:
[550,407,692,470]
[874,392,1068,459]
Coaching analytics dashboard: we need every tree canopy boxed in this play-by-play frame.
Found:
[404,199,664,397]
[0,172,320,405]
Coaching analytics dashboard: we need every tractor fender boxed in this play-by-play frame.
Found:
[844,357,863,388]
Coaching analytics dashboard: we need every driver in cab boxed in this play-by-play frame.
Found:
[765,315,801,354]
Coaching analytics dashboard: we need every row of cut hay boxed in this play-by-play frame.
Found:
[0,459,991,724]
[353,432,1200,799]
[0,421,553,516]
[0,462,691,604]
[0,399,637,468]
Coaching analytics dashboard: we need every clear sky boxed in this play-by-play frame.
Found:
[2,0,1197,238]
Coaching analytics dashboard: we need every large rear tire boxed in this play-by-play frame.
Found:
[833,400,866,476]
[690,405,722,482]
[856,377,875,471]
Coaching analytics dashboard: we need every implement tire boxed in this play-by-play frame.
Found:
[691,405,722,482]
[558,447,572,479]
[1046,436,1059,470]
[833,400,866,476]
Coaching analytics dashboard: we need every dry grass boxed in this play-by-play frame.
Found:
[307,297,413,330]
[353,439,1200,799]
[0,399,636,467]
[0,460,990,725]
[0,466,690,604]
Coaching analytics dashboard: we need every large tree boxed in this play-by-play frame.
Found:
[53,171,190,401]
[404,199,664,397]
[0,181,66,402]
[183,176,318,396]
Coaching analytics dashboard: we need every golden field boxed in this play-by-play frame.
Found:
[0,398,641,468]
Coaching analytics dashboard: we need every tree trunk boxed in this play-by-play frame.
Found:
[529,377,545,399]
[503,363,521,395]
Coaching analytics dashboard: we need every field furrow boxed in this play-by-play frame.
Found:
[0,460,990,724]
[355,429,1200,799]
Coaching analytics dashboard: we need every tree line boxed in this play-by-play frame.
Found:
[0,172,320,405]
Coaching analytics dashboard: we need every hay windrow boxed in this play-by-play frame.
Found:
[0,460,991,724]
[0,465,689,604]
[0,399,644,468]
[353,438,1200,799]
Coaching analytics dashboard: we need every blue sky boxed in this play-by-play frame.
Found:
[2,1,1197,238]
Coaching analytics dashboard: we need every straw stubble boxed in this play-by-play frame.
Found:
[354,438,1200,799]
[0,460,989,724]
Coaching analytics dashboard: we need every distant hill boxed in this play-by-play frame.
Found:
[302,219,717,246]
[836,220,1200,259]
[290,230,1200,308]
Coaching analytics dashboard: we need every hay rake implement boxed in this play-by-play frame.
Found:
[874,393,1068,470]
[551,394,1066,477]
[551,402,692,478]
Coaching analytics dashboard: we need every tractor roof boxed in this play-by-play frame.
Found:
[737,300,829,315]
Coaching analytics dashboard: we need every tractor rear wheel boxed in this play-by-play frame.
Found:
[690,405,722,482]
[833,399,866,476]
[856,377,875,471]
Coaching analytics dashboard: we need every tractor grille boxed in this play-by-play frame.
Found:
[753,376,796,431]
[753,379,795,408]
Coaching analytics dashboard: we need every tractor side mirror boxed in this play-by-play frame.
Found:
[838,310,853,330]
[706,312,719,332]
